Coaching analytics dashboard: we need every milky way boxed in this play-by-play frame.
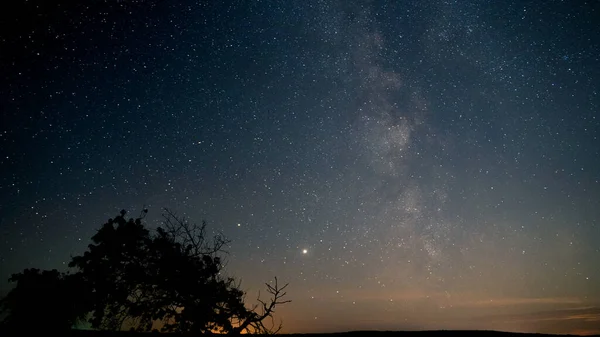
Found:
[1,1,599,334]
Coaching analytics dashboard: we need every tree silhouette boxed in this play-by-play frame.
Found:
[67,208,290,333]
[1,208,290,334]
[0,268,90,333]
[68,209,153,330]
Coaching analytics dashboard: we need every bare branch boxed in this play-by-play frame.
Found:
[232,277,291,334]
[160,208,231,258]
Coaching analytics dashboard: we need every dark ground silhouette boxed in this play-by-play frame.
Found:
[46,330,600,337]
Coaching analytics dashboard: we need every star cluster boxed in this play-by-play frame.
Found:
[1,1,599,334]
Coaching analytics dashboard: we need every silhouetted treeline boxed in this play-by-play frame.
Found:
[0,209,289,335]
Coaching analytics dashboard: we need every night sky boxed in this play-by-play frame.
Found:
[1,0,600,334]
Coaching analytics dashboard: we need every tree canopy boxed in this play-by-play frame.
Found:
[0,209,290,334]
[0,268,90,333]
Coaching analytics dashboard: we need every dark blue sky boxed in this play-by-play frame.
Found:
[1,0,599,334]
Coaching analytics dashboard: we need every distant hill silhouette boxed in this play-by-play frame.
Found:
[286,331,594,337]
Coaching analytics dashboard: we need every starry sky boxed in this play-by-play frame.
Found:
[1,0,600,335]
